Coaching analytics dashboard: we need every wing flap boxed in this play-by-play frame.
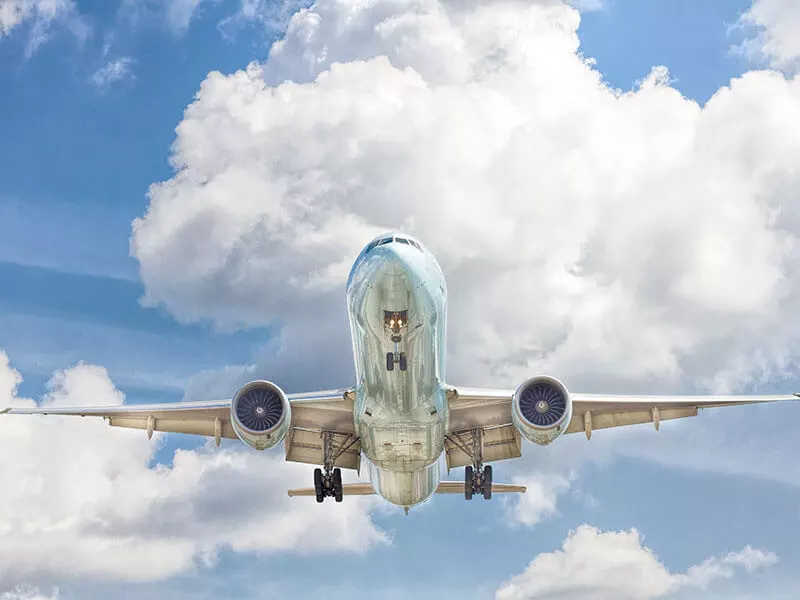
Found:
[289,395,356,434]
[284,428,361,471]
[107,415,238,439]
[564,406,697,435]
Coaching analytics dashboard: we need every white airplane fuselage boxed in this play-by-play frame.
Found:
[346,233,448,508]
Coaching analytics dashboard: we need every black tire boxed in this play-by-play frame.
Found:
[399,352,407,371]
[314,468,324,503]
[386,352,394,371]
[333,468,343,503]
[465,465,474,500]
[482,465,493,500]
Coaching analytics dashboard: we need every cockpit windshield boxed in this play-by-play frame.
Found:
[364,235,423,254]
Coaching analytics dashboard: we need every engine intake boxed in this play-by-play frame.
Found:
[230,380,291,450]
[512,376,572,446]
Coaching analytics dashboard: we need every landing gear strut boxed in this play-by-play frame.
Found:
[314,431,359,503]
[446,429,493,500]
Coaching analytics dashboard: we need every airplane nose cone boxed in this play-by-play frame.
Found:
[347,237,429,298]
[378,250,412,279]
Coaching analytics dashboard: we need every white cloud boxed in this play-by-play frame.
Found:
[508,472,572,527]
[680,546,779,589]
[0,350,387,591]
[166,0,203,33]
[739,0,800,72]
[220,0,311,34]
[90,57,135,92]
[0,587,58,600]
[495,525,777,600]
[132,0,800,398]
[0,0,89,57]
[120,0,206,35]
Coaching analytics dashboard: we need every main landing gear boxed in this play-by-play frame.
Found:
[465,464,492,500]
[314,466,343,503]
[446,429,493,500]
[314,431,360,503]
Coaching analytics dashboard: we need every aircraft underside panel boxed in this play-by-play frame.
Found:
[346,237,448,505]
[444,424,522,470]
[283,428,362,471]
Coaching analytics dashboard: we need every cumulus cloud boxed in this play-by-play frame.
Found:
[219,0,312,36]
[508,472,572,527]
[0,0,89,57]
[90,57,135,92]
[0,350,387,591]
[739,0,800,72]
[132,0,800,400]
[495,525,777,600]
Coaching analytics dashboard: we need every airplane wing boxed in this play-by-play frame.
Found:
[444,386,800,469]
[2,388,361,470]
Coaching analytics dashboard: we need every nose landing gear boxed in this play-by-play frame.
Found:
[384,310,409,372]
[386,351,407,371]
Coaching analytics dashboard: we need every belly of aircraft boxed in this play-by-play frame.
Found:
[346,247,447,507]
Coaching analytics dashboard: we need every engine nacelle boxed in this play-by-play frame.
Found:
[230,380,291,451]
[512,376,573,446]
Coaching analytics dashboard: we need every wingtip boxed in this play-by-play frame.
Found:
[794,393,800,398]
[0,408,11,415]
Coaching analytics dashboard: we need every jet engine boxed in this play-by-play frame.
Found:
[230,380,291,450]
[512,376,573,446]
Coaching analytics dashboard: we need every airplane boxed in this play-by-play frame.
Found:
[4,232,799,511]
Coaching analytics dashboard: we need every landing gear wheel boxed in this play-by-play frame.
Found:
[386,352,394,371]
[314,468,324,503]
[482,465,493,500]
[464,465,474,500]
[398,352,407,371]
[333,468,343,502]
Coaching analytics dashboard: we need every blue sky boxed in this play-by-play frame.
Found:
[2,0,800,598]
